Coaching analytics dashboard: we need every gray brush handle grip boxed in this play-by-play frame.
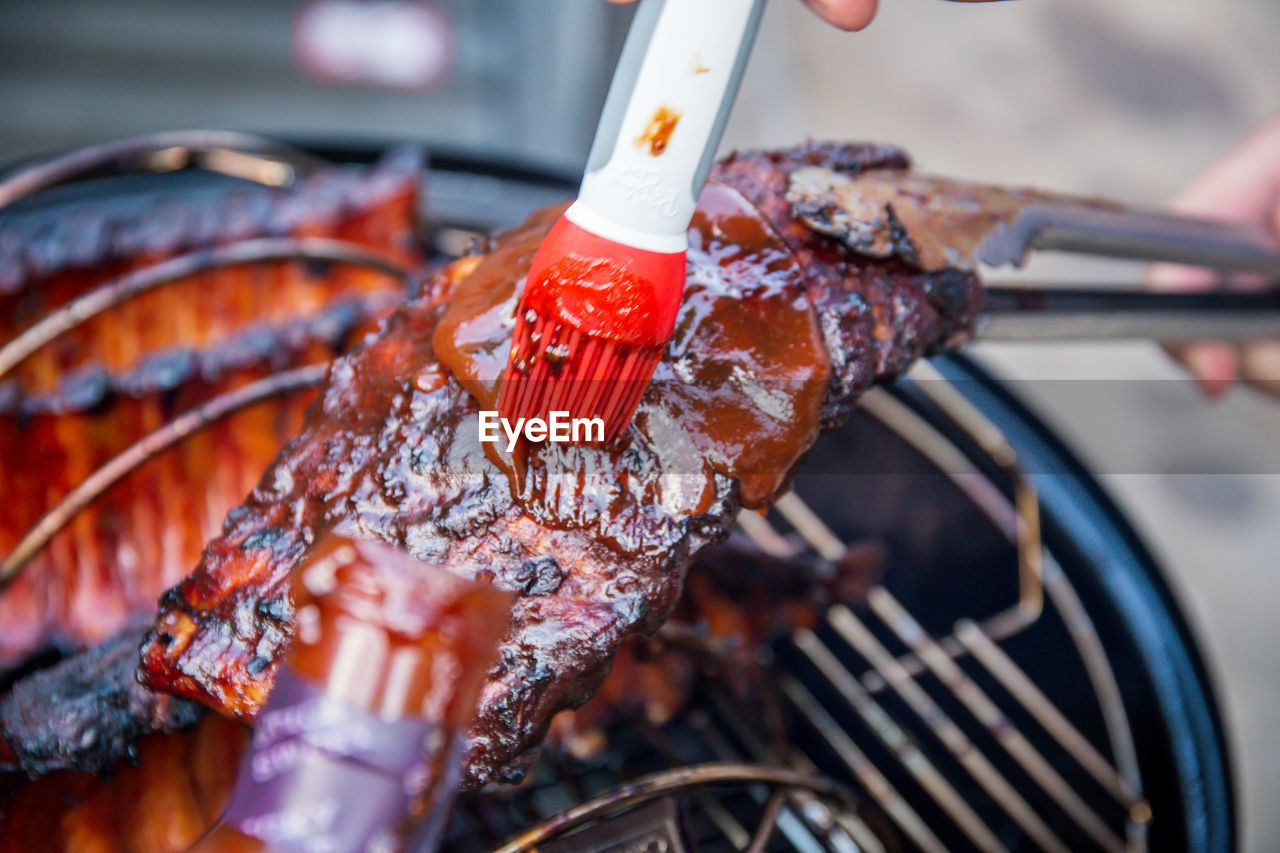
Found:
[574,0,767,252]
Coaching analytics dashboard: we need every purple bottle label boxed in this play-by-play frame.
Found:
[222,671,447,853]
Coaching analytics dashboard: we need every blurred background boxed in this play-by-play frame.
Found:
[0,0,1276,849]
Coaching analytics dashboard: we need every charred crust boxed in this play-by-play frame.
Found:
[245,657,271,676]
[0,631,202,777]
[0,295,393,419]
[511,557,563,596]
[157,588,188,612]
[883,204,919,267]
[239,525,286,552]
[0,147,424,298]
[253,597,290,622]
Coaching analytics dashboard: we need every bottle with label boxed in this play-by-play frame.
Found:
[187,534,512,853]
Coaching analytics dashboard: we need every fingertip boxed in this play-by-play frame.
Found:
[805,0,879,31]
[1241,342,1280,397]
[1180,343,1239,399]
[1146,261,1216,294]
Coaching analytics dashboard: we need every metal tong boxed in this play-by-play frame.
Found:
[786,168,1280,342]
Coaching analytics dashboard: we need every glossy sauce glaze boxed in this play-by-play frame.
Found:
[434,181,828,509]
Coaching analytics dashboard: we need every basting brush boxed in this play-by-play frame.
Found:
[499,0,766,441]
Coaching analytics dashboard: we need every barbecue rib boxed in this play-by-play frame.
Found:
[0,149,421,670]
[1,141,981,785]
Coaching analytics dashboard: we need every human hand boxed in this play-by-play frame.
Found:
[1150,116,1280,398]
[607,0,1002,33]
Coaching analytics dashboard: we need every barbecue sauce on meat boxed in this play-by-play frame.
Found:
[189,535,511,852]
[433,181,830,509]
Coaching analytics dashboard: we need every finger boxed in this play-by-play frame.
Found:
[803,0,879,31]
[1149,117,1280,397]
[1169,341,1240,398]
[1169,116,1280,221]
[1149,261,1236,396]
[1241,341,1280,397]
[1150,120,1280,294]
[1147,261,1216,294]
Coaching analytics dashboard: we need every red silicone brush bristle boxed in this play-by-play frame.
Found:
[499,215,685,442]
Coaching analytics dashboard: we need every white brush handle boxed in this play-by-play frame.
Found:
[568,0,767,254]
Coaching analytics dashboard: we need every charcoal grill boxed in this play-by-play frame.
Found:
[0,135,1234,852]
